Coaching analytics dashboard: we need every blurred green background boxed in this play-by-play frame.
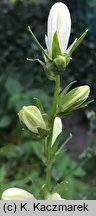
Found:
[0,0,96,199]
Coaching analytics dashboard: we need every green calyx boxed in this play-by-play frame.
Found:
[28,26,88,82]
[44,54,71,81]
[53,54,71,72]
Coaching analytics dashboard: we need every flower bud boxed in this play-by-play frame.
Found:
[53,55,71,73]
[44,54,71,80]
[18,106,46,134]
[57,85,90,116]
[51,117,62,146]
[2,188,36,200]
[45,3,71,58]
[47,193,63,200]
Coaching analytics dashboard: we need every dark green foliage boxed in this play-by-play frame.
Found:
[0,139,96,199]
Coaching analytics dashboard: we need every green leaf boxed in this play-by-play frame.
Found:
[52,180,68,194]
[73,166,86,177]
[5,77,23,95]
[52,32,61,59]
[68,30,88,56]
[52,150,70,181]
[56,133,72,156]
[0,167,6,181]
[0,115,12,128]
[0,145,19,157]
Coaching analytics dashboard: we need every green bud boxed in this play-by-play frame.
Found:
[44,54,71,80]
[18,106,46,134]
[57,85,90,116]
[53,54,71,73]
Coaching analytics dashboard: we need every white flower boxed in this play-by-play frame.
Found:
[52,117,62,146]
[45,2,71,57]
[2,188,36,200]
[18,106,46,134]
[47,193,64,200]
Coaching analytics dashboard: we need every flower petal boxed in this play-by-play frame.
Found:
[47,193,64,200]
[2,188,36,200]
[52,117,62,146]
[47,2,71,57]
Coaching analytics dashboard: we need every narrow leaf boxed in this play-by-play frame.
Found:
[52,180,68,194]
[56,133,72,156]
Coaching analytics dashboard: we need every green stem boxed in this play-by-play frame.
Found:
[50,75,60,124]
[45,75,60,192]
[46,162,51,191]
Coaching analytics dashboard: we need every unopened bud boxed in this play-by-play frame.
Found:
[2,188,36,200]
[51,117,62,146]
[44,54,71,80]
[57,85,90,116]
[53,55,71,73]
[18,106,46,134]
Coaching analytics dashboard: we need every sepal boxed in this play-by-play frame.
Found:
[60,80,77,97]
[52,32,61,59]
[67,30,88,56]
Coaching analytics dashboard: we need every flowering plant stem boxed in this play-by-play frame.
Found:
[50,75,60,124]
[45,75,60,192]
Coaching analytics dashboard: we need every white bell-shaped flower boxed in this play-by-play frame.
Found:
[47,192,64,200]
[51,117,62,146]
[2,188,36,200]
[45,2,71,57]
